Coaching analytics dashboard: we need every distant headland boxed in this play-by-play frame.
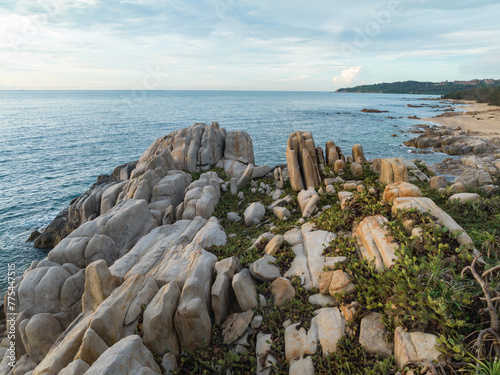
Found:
[336,79,500,96]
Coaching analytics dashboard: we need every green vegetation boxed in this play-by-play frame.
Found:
[336,79,500,95]
[443,86,500,106]
[181,161,499,374]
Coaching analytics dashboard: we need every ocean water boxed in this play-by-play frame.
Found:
[0,90,448,292]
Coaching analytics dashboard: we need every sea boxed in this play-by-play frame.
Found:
[0,90,451,293]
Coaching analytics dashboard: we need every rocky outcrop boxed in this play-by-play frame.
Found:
[31,122,262,249]
[404,125,497,156]
[286,131,321,191]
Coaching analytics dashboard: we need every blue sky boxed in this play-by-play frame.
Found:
[1,0,499,90]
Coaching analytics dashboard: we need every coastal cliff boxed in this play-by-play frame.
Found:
[1,121,499,374]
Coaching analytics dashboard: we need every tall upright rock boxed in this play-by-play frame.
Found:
[286,132,321,191]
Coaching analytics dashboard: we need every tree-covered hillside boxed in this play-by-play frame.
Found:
[336,79,500,95]
[443,86,500,106]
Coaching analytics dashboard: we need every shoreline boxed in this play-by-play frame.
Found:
[422,99,500,140]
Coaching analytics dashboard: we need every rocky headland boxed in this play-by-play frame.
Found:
[1,121,499,374]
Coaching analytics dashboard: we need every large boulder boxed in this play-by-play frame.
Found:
[142,281,181,356]
[212,257,241,325]
[244,202,266,226]
[380,158,408,185]
[352,144,367,164]
[174,277,212,352]
[382,182,422,203]
[286,131,321,191]
[355,215,399,270]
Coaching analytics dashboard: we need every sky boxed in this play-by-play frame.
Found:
[0,0,499,91]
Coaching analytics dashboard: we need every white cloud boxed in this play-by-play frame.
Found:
[332,66,362,88]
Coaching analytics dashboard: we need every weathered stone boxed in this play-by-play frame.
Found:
[256,333,276,375]
[449,193,481,203]
[286,131,321,191]
[109,217,221,290]
[272,206,291,222]
[24,313,64,363]
[47,199,158,268]
[382,182,423,203]
[308,293,337,307]
[329,270,355,297]
[270,277,295,307]
[58,359,90,375]
[350,162,363,178]
[84,335,161,375]
[334,159,345,173]
[212,257,241,325]
[230,177,238,195]
[325,141,340,165]
[319,271,333,295]
[74,328,109,366]
[143,281,181,356]
[311,307,345,355]
[429,176,448,189]
[251,315,263,329]
[237,163,254,188]
[394,327,440,370]
[174,276,212,352]
[33,313,93,375]
[356,215,399,270]
[284,226,335,290]
[227,212,241,222]
[82,260,116,313]
[244,202,266,226]
[222,311,253,345]
[338,191,354,210]
[250,255,281,282]
[380,158,408,185]
[289,356,314,375]
[285,323,318,363]
[449,182,466,193]
[352,144,367,164]
[232,269,258,312]
[456,169,493,187]
[264,235,284,255]
[298,188,320,218]
[161,353,178,374]
[274,167,284,189]
[359,312,392,357]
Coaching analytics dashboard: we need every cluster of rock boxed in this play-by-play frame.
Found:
[30,122,271,250]
[404,124,500,188]
[2,123,495,375]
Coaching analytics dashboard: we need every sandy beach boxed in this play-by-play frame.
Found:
[423,100,500,139]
